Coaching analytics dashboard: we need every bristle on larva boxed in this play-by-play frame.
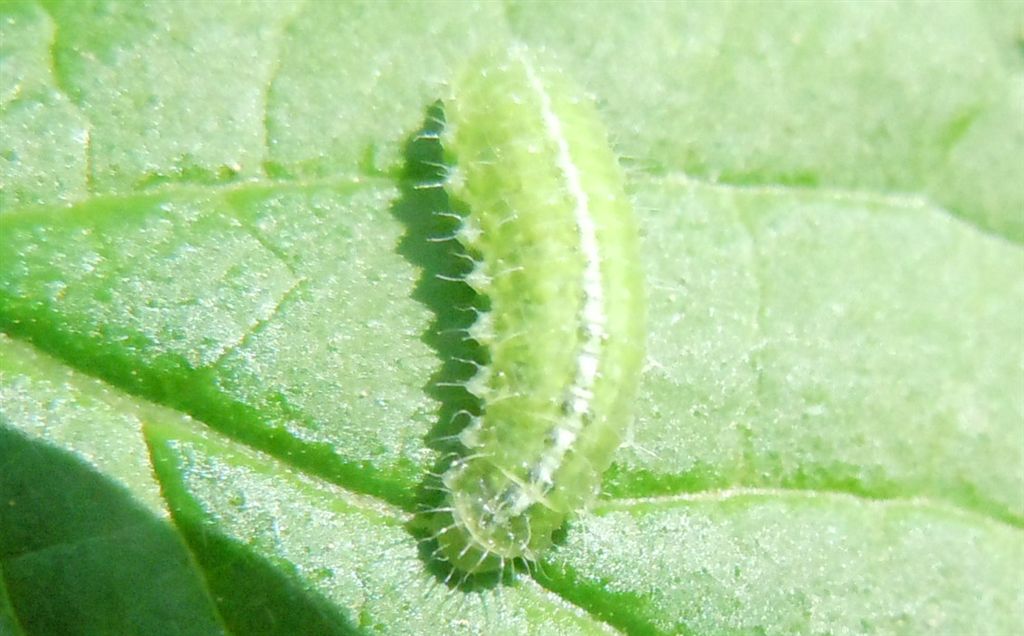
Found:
[431,45,645,574]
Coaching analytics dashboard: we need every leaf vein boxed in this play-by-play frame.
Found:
[34,0,94,194]
[259,0,309,180]
[645,172,1022,248]
[600,487,1024,532]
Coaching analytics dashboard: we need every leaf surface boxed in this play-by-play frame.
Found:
[1,1,1022,634]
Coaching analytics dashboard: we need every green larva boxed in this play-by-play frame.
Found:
[433,46,645,574]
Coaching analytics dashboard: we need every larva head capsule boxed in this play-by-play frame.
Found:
[435,458,565,574]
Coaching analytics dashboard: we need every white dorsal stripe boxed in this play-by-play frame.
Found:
[517,50,607,499]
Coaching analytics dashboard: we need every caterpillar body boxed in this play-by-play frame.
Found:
[434,47,645,574]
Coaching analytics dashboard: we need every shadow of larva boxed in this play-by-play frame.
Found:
[390,102,504,588]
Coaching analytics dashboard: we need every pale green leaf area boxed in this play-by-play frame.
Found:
[0,1,1022,635]
[616,177,1024,528]
[506,1,1024,241]
[0,0,88,208]
[545,495,1024,635]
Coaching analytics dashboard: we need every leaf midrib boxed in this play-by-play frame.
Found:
[2,331,1018,535]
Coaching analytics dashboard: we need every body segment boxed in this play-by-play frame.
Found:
[436,47,645,573]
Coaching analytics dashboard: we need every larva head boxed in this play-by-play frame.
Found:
[434,458,564,574]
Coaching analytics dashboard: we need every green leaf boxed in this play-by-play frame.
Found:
[0,336,225,635]
[505,1,1024,241]
[146,412,617,635]
[1,1,1021,634]
[543,494,1024,635]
